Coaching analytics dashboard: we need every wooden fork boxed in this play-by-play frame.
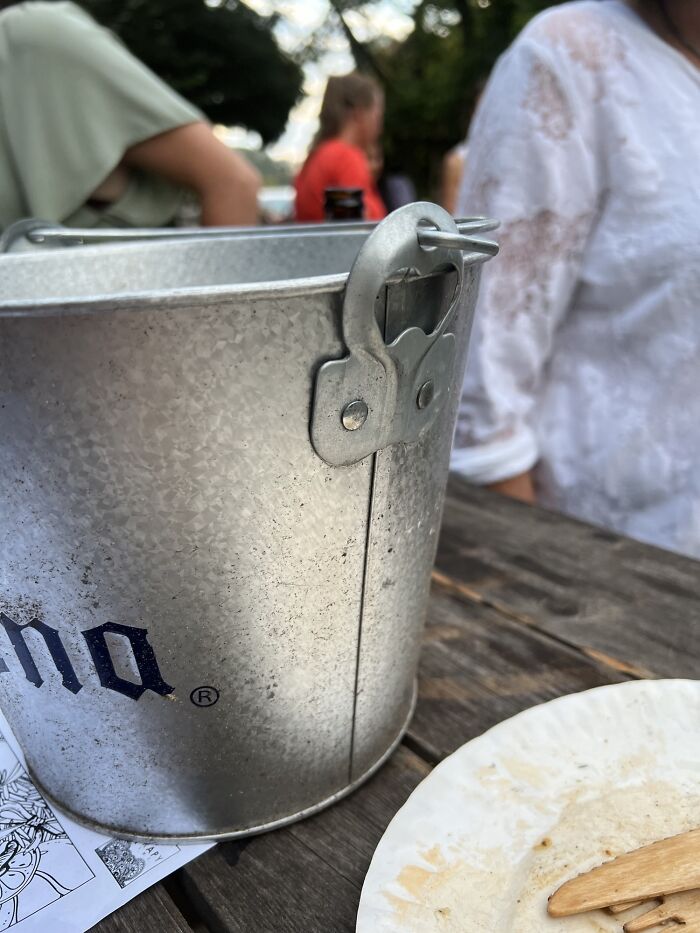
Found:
[609,890,700,931]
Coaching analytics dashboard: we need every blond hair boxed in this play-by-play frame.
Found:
[311,72,381,150]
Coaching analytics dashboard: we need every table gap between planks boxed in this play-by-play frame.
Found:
[92,474,700,932]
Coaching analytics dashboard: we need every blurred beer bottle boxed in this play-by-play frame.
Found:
[324,187,364,221]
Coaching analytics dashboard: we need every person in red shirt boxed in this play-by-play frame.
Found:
[295,72,387,222]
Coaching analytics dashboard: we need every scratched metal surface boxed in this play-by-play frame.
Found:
[0,286,372,839]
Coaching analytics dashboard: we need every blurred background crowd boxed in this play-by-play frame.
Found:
[0,0,541,225]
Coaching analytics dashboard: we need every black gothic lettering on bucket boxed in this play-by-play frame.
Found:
[0,613,174,700]
[0,613,82,694]
[82,622,175,700]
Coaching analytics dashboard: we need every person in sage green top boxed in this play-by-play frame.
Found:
[0,0,262,230]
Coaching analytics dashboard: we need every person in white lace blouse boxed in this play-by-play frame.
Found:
[452,0,700,557]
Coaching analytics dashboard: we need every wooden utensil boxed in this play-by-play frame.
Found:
[620,890,700,931]
[548,828,700,916]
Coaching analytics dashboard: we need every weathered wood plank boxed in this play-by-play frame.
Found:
[436,474,700,678]
[287,745,430,888]
[408,586,627,762]
[180,746,428,933]
[183,830,358,933]
[90,883,192,933]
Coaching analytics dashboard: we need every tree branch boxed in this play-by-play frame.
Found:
[451,0,474,49]
[327,0,386,81]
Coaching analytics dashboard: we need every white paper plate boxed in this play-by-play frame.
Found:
[357,679,700,932]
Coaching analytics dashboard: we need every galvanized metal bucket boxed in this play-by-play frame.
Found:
[0,204,497,841]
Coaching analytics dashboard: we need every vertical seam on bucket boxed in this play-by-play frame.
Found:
[348,281,389,784]
[348,451,378,784]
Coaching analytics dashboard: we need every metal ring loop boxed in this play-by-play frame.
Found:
[455,218,500,234]
[417,229,499,256]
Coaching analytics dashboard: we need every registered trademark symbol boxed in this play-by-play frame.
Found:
[190,686,220,707]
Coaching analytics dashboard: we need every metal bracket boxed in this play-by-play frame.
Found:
[310,202,498,467]
[0,218,55,254]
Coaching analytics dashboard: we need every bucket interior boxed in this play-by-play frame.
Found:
[0,227,370,305]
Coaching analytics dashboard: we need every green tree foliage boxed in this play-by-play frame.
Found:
[339,0,566,197]
[79,0,303,144]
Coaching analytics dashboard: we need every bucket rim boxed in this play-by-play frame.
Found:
[0,223,372,316]
[0,272,349,318]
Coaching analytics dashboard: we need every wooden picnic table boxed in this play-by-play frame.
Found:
[93,473,700,933]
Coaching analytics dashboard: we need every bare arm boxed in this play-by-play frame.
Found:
[488,470,536,504]
[122,122,262,226]
[440,150,465,216]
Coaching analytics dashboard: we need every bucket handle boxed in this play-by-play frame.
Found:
[0,216,498,253]
[310,202,498,467]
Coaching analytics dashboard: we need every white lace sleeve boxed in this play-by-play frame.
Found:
[452,25,600,484]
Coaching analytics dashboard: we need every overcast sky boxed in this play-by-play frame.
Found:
[222,1,416,166]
